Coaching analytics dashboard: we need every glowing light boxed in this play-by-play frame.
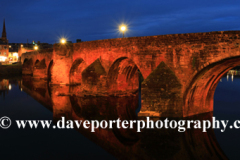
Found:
[13,53,18,58]
[34,46,38,50]
[60,38,66,44]
[8,84,12,90]
[0,56,7,62]
[120,25,126,32]
[21,44,23,47]
[119,24,127,38]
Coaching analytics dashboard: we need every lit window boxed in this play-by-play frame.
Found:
[13,53,18,57]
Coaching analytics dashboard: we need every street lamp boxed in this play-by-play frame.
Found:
[34,46,38,50]
[60,38,66,44]
[119,24,127,38]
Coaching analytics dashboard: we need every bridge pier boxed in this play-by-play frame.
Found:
[139,62,183,117]
[22,58,33,75]
[51,44,73,85]
[33,68,47,79]
[51,85,72,121]
[81,58,107,93]
[33,59,47,79]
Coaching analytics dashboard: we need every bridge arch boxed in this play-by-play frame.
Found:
[69,95,139,145]
[183,56,240,117]
[69,58,86,85]
[34,59,40,66]
[22,58,33,75]
[47,60,54,97]
[35,59,46,69]
[47,60,54,82]
[23,58,29,64]
[107,57,142,93]
[81,58,106,91]
[32,59,48,79]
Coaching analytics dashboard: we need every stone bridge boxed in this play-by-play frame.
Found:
[21,31,240,117]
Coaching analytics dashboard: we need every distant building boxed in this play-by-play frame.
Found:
[0,19,53,63]
[8,41,53,62]
[8,43,18,62]
[0,19,9,62]
[17,41,53,58]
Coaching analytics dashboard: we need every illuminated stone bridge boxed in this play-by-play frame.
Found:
[21,31,240,117]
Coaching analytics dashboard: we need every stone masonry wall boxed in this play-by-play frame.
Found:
[21,31,240,117]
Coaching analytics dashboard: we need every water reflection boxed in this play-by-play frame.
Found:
[0,78,22,99]
[11,76,228,159]
[214,70,240,160]
[226,69,240,82]
[21,75,53,111]
[0,79,9,99]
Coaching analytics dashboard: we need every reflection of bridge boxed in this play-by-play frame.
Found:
[21,31,240,117]
[0,79,9,98]
[0,79,9,90]
[20,77,228,160]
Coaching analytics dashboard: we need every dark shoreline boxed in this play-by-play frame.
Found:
[0,63,22,79]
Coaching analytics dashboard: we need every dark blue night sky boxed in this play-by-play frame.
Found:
[1,0,240,44]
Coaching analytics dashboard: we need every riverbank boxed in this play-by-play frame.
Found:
[0,62,22,78]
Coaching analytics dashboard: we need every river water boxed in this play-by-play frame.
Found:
[0,74,239,159]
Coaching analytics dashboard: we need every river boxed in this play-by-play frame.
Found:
[0,73,238,159]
